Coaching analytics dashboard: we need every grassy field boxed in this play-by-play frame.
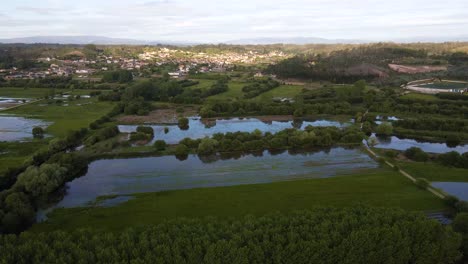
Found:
[4,98,115,137]
[400,93,438,101]
[397,161,468,182]
[206,81,247,101]
[0,141,49,174]
[0,87,53,98]
[32,168,446,232]
[252,84,303,102]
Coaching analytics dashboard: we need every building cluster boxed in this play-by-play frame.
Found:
[0,47,286,80]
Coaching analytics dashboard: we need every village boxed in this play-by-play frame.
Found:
[0,47,287,81]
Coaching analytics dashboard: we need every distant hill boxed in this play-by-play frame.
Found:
[0,36,193,46]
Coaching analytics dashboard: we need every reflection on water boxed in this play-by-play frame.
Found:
[48,147,376,209]
[118,117,351,144]
[432,182,468,201]
[370,134,468,154]
[0,115,50,141]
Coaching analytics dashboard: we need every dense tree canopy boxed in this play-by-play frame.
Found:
[0,207,462,264]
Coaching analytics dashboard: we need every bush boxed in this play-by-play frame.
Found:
[129,132,151,142]
[154,140,167,151]
[375,122,393,136]
[178,117,189,130]
[136,126,154,137]
[31,127,44,138]
[404,147,429,162]
[174,144,190,156]
[197,138,219,155]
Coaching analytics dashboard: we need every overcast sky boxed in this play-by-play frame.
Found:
[1,0,468,42]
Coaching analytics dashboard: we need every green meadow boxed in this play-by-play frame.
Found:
[32,167,446,232]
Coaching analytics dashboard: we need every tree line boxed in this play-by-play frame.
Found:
[0,207,463,264]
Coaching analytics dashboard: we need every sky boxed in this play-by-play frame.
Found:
[1,0,468,42]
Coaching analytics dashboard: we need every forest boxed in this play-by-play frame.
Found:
[0,207,464,264]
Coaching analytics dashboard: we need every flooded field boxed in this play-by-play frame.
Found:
[119,117,351,144]
[370,134,468,154]
[0,115,50,141]
[432,182,468,201]
[49,147,376,209]
[0,97,29,110]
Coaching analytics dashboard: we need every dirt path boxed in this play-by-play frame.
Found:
[363,143,446,199]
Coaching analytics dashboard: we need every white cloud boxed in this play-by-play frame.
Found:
[1,0,468,42]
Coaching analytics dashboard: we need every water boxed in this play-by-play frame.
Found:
[119,117,351,144]
[370,134,468,154]
[0,97,29,109]
[0,115,50,141]
[49,147,376,209]
[432,182,468,201]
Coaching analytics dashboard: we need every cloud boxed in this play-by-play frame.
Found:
[1,0,468,42]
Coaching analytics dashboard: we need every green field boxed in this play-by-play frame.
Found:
[206,81,247,101]
[4,98,115,137]
[0,87,53,98]
[32,168,446,232]
[397,161,468,182]
[252,84,303,102]
[400,93,438,101]
[0,141,48,174]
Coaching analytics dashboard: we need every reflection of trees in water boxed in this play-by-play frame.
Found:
[288,147,332,156]
[197,154,219,164]
[201,119,216,129]
[376,135,392,145]
[292,119,303,129]
[268,149,286,156]
[175,154,188,161]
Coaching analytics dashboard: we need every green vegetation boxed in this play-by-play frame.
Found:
[4,207,462,264]
[4,98,114,137]
[398,161,468,182]
[33,168,446,232]
[0,87,51,98]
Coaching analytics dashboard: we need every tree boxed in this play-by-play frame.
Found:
[32,127,44,138]
[15,164,68,199]
[178,117,189,130]
[453,213,468,260]
[197,138,219,155]
[375,122,393,136]
[154,140,167,151]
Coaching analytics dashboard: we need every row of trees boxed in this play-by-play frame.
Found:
[0,207,462,263]
[403,147,468,168]
[174,126,365,158]
[242,78,279,98]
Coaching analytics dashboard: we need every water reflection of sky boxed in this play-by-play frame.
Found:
[119,117,351,144]
[51,147,375,209]
[0,116,50,141]
[371,134,468,154]
[432,182,468,201]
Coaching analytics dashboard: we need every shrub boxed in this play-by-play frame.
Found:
[375,122,393,136]
[31,127,44,138]
[178,117,189,130]
[136,126,154,137]
[404,147,429,162]
[154,140,167,151]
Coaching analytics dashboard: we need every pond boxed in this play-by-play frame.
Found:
[431,182,468,201]
[0,97,29,110]
[370,134,468,154]
[118,117,351,144]
[0,115,50,142]
[49,147,376,209]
